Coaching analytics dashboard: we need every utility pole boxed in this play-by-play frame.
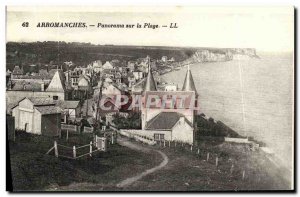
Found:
[85,89,88,117]
[94,74,104,130]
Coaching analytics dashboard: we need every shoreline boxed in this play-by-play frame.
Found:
[159,56,293,174]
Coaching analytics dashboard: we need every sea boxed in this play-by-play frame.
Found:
[162,52,294,170]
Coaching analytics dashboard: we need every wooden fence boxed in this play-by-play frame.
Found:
[83,126,94,133]
[153,139,254,181]
[46,135,107,159]
[61,124,80,135]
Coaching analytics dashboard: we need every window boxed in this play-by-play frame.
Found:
[154,133,165,141]
[160,134,165,140]
[53,96,58,100]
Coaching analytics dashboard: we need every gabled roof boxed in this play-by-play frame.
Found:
[46,70,66,92]
[27,97,56,106]
[78,74,90,83]
[102,61,114,70]
[35,105,62,115]
[10,97,55,110]
[11,81,44,91]
[145,112,192,130]
[92,60,102,68]
[182,65,198,95]
[12,66,23,75]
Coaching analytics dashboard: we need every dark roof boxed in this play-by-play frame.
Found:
[11,81,44,91]
[55,100,80,109]
[143,64,157,93]
[182,66,198,95]
[27,97,56,106]
[145,112,192,130]
[35,105,61,115]
[11,75,51,80]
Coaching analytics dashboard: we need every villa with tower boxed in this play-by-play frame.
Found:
[125,61,199,145]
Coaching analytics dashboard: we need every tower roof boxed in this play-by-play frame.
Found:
[182,65,198,95]
[143,58,157,93]
[46,70,66,92]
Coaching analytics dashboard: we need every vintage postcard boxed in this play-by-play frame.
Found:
[6,6,294,191]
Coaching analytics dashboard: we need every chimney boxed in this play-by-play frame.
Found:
[41,82,45,91]
[179,117,185,124]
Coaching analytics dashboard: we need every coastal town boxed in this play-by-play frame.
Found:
[6,42,291,191]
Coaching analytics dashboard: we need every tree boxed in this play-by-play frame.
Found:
[112,112,141,129]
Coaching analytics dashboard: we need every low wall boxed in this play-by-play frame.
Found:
[119,129,154,139]
[224,137,249,143]
[119,129,157,145]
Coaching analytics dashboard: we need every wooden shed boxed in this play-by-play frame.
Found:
[12,97,62,136]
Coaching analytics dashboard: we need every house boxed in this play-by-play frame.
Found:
[164,84,177,91]
[102,61,114,70]
[145,112,194,142]
[138,64,198,144]
[92,82,122,119]
[161,56,168,62]
[94,96,121,119]
[127,61,135,72]
[6,70,70,106]
[133,70,143,81]
[74,66,93,76]
[113,72,122,84]
[12,66,23,76]
[92,60,102,73]
[11,80,46,92]
[78,75,90,90]
[102,83,122,98]
[46,70,72,100]
[127,73,136,88]
[11,97,61,136]
[55,100,81,123]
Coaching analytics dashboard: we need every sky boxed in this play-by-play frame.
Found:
[6,6,294,52]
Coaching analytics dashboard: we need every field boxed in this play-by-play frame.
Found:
[123,140,291,191]
[7,131,291,191]
[8,131,161,191]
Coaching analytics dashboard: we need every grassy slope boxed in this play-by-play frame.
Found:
[8,132,160,191]
[122,140,291,191]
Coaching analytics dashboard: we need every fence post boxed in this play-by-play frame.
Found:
[169,141,171,147]
[190,145,193,152]
[207,153,210,161]
[230,164,234,174]
[216,156,219,167]
[66,130,69,141]
[54,141,58,157]
[89,141,92,157]
[197,148,200,155]
[242,170,245,180]
[73,146,76,159]
[164,140,166,147]
[112,133,115,144]
[175,141,177,147]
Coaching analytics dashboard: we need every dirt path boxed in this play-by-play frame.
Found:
[116,137,169,188]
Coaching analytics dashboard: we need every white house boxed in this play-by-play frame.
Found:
[12,97,61,136]
[78,75,90,90]
[128,64,198,144]
[92,60,102,73]
[102,61,114,70]
[144,112,194,144]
